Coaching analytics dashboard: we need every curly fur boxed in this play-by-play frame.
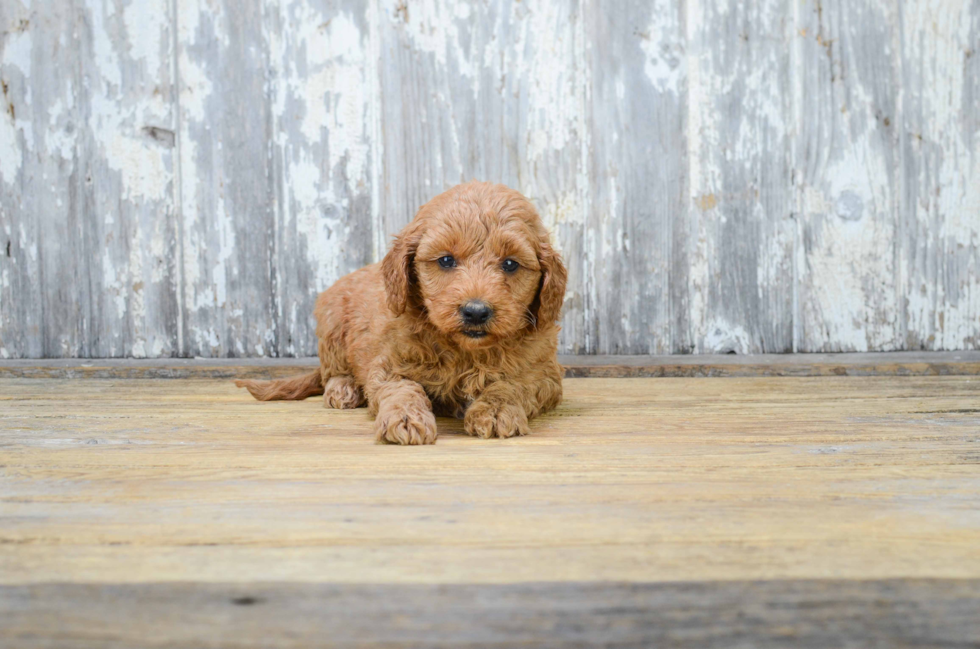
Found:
[236,181,567,445]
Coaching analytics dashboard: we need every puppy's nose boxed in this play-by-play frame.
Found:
[460,301,493,325]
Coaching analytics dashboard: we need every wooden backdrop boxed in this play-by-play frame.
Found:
[1,0,978,358]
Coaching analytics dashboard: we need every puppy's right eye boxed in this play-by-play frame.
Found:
[437,255,456,269]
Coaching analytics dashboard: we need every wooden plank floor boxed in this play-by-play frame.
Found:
[2,375,980,647]
[2,350,980,379]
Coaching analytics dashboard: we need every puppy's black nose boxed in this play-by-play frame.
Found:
[460,301,493,325]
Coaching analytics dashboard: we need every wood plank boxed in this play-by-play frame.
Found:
[76,0,181,358]
[686,0,795,354]
[585,0,689,354]
[0,2,67,359]
[267,0,377,357]
[899,0,980,350]
[560,350,980,377]
[1,1,180,358]
[2,351,980,379]
[3,580,979,648]
[794,0,903,352]
[176,0,277,357]
[375,0,591,353]
[2,376,979,585]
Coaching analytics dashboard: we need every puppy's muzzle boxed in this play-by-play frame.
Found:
[460,301,493,338]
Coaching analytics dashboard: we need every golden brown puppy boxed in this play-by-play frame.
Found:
[236,181,567,445]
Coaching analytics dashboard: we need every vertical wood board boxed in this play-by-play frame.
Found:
[794,0,903,352]
[899,0,980,351]
[586,0,690,354]
[687,0,795,353]
[1,0,178,358]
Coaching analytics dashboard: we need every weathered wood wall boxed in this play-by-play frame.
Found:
[1,0,977,358]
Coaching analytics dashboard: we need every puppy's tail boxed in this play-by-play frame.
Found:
[235,371,324,401]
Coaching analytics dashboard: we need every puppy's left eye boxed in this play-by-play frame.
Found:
[437,256,456,269]
[501,259,520,273]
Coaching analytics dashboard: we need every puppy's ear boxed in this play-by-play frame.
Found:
[534,236,567,327]
[381,220,423,316]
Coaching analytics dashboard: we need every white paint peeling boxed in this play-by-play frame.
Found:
[151,337,168,357]
[123,0,167,76]
[538,192,578,239]
[638,0,684,94]
[199,203,235,310]
[795,0,904,352]
[104,132,170,201]
[0,113,20,183]
[127,218,146,327]
[2,23,32,78]
[294,10,369,187]
[704,319,752,354]
[800,127,900,351]
[90,1,122,90]
[211,262,226,308]
[384,0,476,80]
[176,56,213,122]
[267,0,375,309]
[575,0,593,353]
[510,1,579,165]
[899,0,980,350]
[367,0,384,263]
[685,0,711,351]
[0,28,32,184]
[149,218,169,284]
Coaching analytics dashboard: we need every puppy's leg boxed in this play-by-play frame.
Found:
[371,379,438,445]
[465,368,563,439]
[314,281,361,408]
[323,375,366,409]
[464,382,531,439]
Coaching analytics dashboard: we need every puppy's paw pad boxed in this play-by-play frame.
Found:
[374,408,438,445]
[464,402,530,439]
[323,376,364,409]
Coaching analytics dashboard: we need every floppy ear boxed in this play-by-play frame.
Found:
[533,237,567,327]
[381,220,423,316]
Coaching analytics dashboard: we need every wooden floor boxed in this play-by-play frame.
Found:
[2,374,980,647]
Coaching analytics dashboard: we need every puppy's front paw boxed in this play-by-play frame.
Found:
[374,405,438,445]
[464,401,530,439]
[323,375,365,410]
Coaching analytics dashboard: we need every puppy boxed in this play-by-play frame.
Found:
[236,181,567,445]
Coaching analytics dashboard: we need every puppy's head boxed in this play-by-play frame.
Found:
[382,181,567,349]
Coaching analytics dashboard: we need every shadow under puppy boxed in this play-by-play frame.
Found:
[236,181,567,445]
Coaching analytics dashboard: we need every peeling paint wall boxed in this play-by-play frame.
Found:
[1,0,978,358]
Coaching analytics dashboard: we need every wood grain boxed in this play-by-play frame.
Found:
[2,375,979,585]
[687,0,795,354]
[2,0,979,358]
[175,0,279,357]
[586,0,689,355]
[3,374,979,644]
[3,580,979,648]
[899,0,980,351]
[2,351,980,379]
[267,0,377,358]
[1,0,180,358]
[794,0,903,352]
